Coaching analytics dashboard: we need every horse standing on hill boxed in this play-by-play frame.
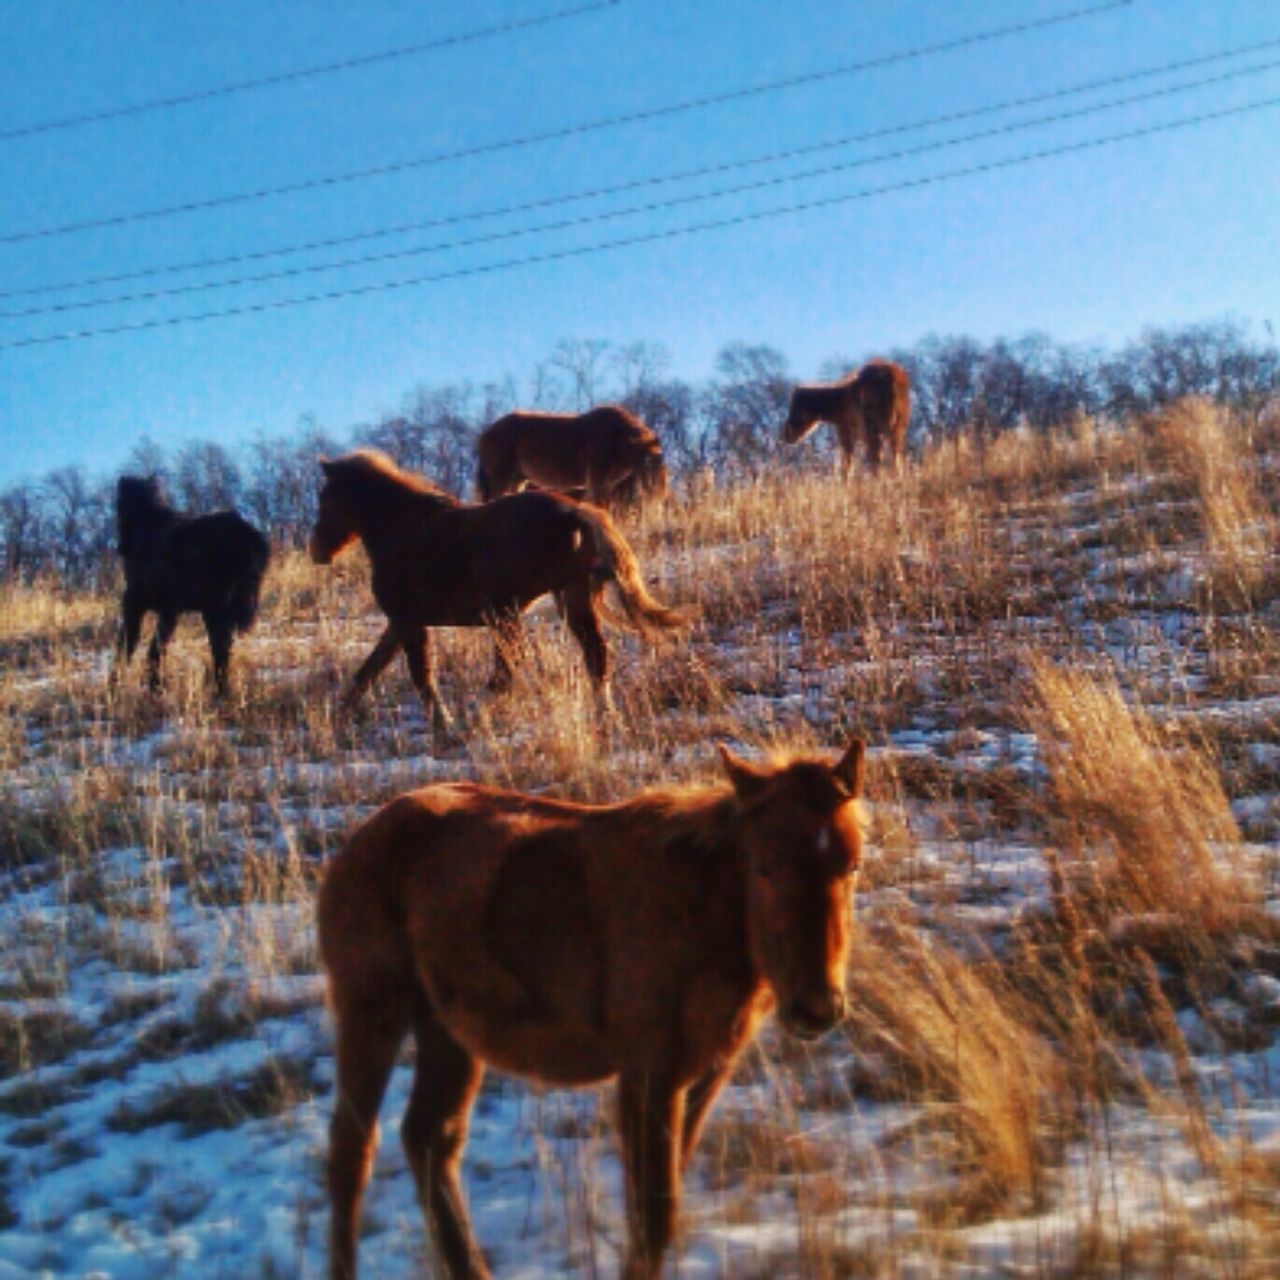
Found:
[113,476,269,698]
[320,738,867,1280]
[308,450,684,726]
[780,359,911,476]
[475,405,668,508]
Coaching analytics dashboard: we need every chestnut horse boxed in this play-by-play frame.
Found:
[475,406,668,508]
[320,739,866,1279]
[781,359,911,476]
[308,450,683,724]
[113,475,269,697]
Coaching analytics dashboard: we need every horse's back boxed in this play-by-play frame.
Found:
[321,783,584,944]
[322,783,617,1076]
[480,407,653,476]
[161,510,269,621]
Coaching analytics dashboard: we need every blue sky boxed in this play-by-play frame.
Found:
[1,0,1278,485]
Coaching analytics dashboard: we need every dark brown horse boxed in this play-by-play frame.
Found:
[781,359,911,476]
[113,476,269,697]
[475,406,668,508]
[320,738,866,1279]
[308,450,683,725]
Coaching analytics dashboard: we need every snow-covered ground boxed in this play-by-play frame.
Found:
[3,452,1280,1278]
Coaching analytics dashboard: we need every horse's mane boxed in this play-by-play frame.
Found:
[325,449,458,504]
[613,752,865,833]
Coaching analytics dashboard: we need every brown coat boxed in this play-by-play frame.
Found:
[320,741,867,1279]
[308,450,683,723]
[476,405,668,507]
[781,359,911,475]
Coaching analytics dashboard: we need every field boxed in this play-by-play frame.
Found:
[2,398,1279,1278]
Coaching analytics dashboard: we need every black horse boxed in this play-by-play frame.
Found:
[114,476,270,697]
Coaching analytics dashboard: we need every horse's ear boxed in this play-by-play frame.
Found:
[319,457,335,476]
[833,739,866,799]
[718,743,771,800]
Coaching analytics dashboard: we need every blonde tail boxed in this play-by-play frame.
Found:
[580,505,688,634]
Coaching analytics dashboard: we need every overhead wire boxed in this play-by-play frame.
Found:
[0,1,622,142]
[4,30,1274,304]
[0,0,1131,247]
[3,91,1276,351]
[6,55,1279,320]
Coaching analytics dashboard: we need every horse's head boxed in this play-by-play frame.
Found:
[721,739,866,1040]
[780,388,820,446]
[115,475,168,556]
[309,459,360,564]
[637,445,669,500]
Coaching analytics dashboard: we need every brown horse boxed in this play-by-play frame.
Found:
[475,406,668,508]
[308,450,683,724]
[320,738,866,1279]
[781,359,911,476]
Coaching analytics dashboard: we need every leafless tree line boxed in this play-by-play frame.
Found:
[3,320,1276,588]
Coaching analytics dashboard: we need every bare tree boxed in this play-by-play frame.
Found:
[545,338,613,410]
[0,484,41,581]
[704,343,791,472]
[613,341,671,398]
[174,441,243,511]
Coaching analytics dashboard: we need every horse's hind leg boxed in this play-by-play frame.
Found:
[328,999,409,1280]
[146,610,177,692]
[403,996,490,1279]
[486,612,524,694]
[618,1069,684,1280]
[203,611,234,699]
[866,424,886,473]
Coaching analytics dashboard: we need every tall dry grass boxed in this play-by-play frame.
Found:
[1024,658,1264,941]
[1,405,1278,1275]
[1145,397,1276,609]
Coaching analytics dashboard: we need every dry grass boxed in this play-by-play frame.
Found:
[1025,658,1265,942]
[844,914,1064,1220]
[1145,397,1277,609]
[1,405,1278,1275]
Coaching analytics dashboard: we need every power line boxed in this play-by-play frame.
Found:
[7,56,1278,320]
[3,91,1275,352]
[5,30,1272,305]
[0,1,622,143]
[0,0,1131,247]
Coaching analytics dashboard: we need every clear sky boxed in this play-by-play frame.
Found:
[1,0,1277,485]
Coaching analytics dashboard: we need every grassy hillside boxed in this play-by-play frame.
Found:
[1,398,1278,1277]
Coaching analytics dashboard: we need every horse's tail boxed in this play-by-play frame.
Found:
[578,505,688,634]
[229,522,270,634]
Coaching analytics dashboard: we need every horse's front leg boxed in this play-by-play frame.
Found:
[112,589,145,686]
[618,1069,685,1280]
[399,623,454,732]
[344,626,400,707]
[146,609,177,692]
[680,1061,735,1171]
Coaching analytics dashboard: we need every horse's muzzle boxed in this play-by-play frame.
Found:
[780,988,847,1040]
